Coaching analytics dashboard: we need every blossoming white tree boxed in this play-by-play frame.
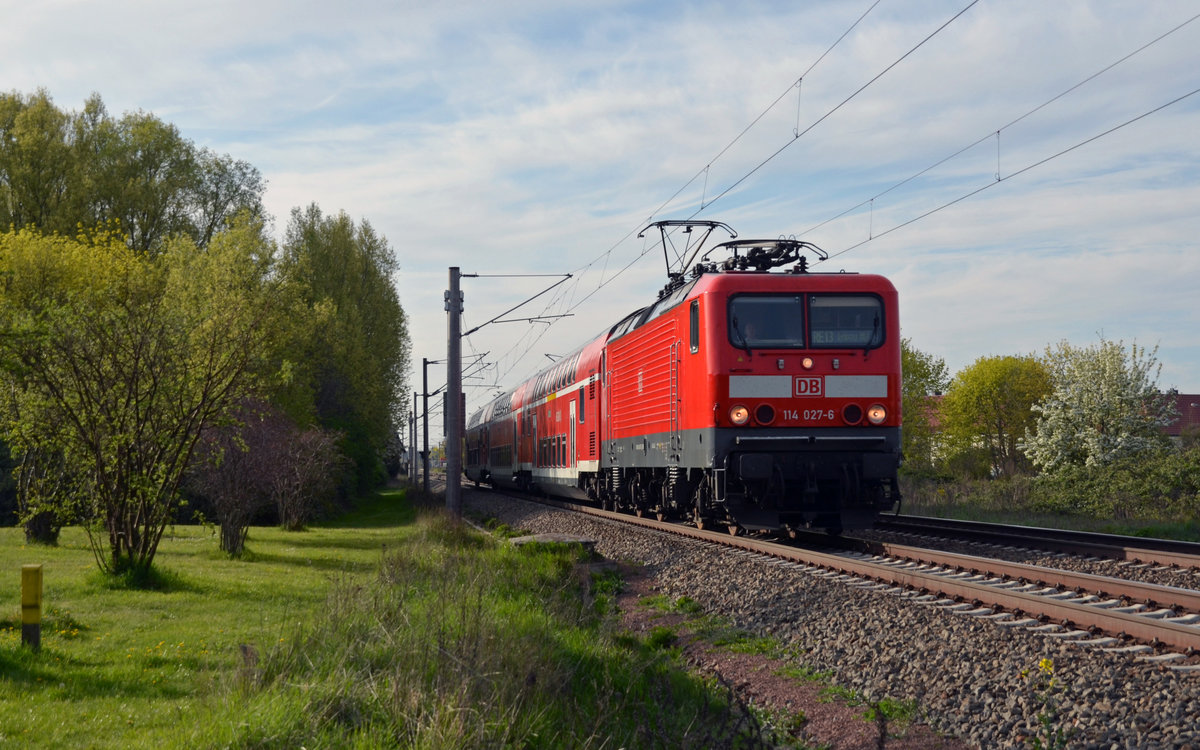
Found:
[1023,338,1177,472]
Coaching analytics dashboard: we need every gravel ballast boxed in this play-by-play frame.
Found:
[464,488,1200,749]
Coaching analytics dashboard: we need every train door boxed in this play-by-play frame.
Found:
[569,399,576,467]
[599,351,610,465]
[670,340,681,459]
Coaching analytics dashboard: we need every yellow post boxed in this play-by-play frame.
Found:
[21,564,42,651]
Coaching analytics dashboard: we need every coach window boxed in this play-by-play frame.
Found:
[578,387,585,423]
[809,295,884,348]
[689,299,700,353]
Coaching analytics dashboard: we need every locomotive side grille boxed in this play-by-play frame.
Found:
[609,317,678,433]
[589,431,596,453]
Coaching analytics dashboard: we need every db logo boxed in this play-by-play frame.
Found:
[795,377,822,397]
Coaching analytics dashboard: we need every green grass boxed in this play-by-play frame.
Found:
[1,489,415,747]
[2,490,786,748]
[776,664,835,683]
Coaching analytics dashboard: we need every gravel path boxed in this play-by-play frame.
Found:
[464,488,1200,749]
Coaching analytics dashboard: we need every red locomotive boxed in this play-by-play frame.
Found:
[465,220,901,533]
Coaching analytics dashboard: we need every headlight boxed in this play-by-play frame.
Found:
[842,404,863,424]
[729,405,750,425]
[754,404,776,425]
[867,404,887,425]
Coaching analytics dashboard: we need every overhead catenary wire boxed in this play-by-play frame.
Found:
[692,0,981,217]
[461,4,1196,419]
[472,0,978,396]
[803,10,1200,239]
[827,84,1200,260]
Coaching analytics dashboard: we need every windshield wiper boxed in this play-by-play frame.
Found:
[863,313,880,359]
[731,316,754,355]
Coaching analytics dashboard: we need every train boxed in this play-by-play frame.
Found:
[464,220,901,534]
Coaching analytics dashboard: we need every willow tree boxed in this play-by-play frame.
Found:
[0,90,265,254]
[0,217,286,575]
[0,89,74,233]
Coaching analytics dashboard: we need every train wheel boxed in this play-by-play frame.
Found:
[634,508,645,518]
[656,510,666,522]
[727,524,742,537]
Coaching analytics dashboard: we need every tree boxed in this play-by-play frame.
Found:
[188,399,283,556]
[1,90,265,254]
[0,217,285,574]
[1023,338,1177,472]
[189,148,266,248]
[280,204,410,491]
[900,338,950,474]
[3,409,81,544]
[0,89,74,234]
[941,355,1050,478]
[80,109,199,255]
[268,423,345,530]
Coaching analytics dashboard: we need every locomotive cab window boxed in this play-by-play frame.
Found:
[728,295,805,349]
[689,299,699,354]
[809,295,884,348]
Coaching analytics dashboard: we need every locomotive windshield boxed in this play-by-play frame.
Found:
[728,295,806,348]
[727,293,884,349]
[809,295,883,348]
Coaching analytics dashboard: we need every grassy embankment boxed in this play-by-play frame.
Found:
[900,475,1200,542]
[1,488,786,748]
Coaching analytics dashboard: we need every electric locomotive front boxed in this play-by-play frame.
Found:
[701,269,901,532]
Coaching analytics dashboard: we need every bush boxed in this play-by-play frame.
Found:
[1030,447,1200,520]
[902,446,1200,529]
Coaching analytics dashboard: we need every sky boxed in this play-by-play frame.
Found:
[4,0,1199,434]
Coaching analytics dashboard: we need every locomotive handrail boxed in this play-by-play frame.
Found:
[734,435,889,445]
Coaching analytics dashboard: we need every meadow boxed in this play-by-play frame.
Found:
[0,492,413,747]
[1,489,778,748]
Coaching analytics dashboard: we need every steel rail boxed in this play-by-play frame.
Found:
[853,538,1200,614]
[878,515,1200,569]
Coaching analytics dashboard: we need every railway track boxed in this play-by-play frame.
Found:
[462,483,1200,746]
[876,514,1200,570]
[519,495,1200,668]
